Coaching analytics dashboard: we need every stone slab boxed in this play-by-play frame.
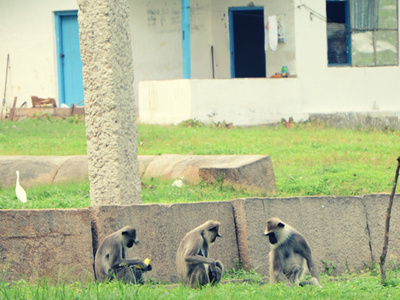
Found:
[0,156,73,188]
[54,156,89,184]
[0,155,276,192]
[138,155,158,177]
[91,201,239,283]
[143,154,276,191]
[0,208,94,282]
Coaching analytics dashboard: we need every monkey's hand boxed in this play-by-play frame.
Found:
[209,262,217,281]
[215,261,223,272]
[145,264,152,272]
[136,261,149,269]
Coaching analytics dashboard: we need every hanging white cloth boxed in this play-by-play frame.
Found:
[268,15,278,51]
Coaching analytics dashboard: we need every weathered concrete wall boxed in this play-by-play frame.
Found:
[0,208,94,282]
[90,201,239,283]
[1,194,399,283]
[78,0,141,205]
[310,112,400,130]
[233,194,400,276]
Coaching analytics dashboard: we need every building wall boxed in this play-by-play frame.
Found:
[139,79,192,124]
[0,0,78,109]
[210,0,296,79]
[1,0,399,123]
[128,0,182,100]
[139,0,400,125]
[296,0,400,114]
[139,77,308,125]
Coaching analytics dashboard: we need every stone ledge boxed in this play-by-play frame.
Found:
[1,194,397,283]
[232,194,400,276]
[0,156,88,188]
[139,154,276,191]
[0,155,276,192]
[309,111,400,130]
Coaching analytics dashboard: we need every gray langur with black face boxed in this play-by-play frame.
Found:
[95,226,152,284]
[176,220,224,288]
[264,217,321,287]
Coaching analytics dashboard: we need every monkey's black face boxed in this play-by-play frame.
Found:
[267,232,278,245]
[122,228,137,248]
[211,235,217,243]
[127,239,135,248]
[208,226,221,244]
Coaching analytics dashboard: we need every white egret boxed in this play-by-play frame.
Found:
[15,170,27,203]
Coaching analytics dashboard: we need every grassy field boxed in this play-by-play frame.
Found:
[2,269,400,299]
[0,116,399,208]
[1,116,400,297]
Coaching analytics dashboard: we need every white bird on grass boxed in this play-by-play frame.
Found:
[15,170,27,203]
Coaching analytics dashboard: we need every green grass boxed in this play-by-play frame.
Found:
[0,115,87,156]
[0,117,399,208]
[2,270,400,299]
[0,181,90,209]
[1,118,400,297]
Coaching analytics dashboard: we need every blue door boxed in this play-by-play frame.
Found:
[55,11,84,106]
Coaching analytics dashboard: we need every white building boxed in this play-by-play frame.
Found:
[1,0,399,125]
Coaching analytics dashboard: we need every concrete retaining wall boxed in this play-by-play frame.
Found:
[90,201,239,283]
[1,194,399,283]
[0,208,93,282]
[233,194,400,275]
[309,112,400,130]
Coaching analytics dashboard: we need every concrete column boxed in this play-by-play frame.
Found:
[77,0,141,205]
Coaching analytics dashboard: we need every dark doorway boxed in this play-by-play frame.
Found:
[326,0,351,65]
[229,8,266,78]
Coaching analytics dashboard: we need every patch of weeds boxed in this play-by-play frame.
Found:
[65,115,85,124]
[30,112,54,121]
[178,119,205,128]
[384,254,400,271]
[322,260,337,276]
[213,120,233,129]
[217,173,225,191]
[363,261,379,275]
[223,260,263,282]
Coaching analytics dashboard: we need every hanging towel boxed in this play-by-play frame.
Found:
[268,15,278,51]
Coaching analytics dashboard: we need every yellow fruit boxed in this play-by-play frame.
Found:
[136,258,151,269]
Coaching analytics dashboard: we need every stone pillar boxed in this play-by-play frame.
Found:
[77,0,141,205]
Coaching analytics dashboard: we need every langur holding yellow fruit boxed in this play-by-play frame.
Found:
[94,226,152,284]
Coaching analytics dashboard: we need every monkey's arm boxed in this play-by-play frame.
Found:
[185,255,216,265]
[118,258,148,269]
[272,268,294,286]
[109,247,148,269]
[305,256,320,281]
[270,250,294,286]
[297,237,320,281]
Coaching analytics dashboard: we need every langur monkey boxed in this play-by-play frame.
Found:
[95,226,152,284]
[176,220,224,288]
[264,217,321,287]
